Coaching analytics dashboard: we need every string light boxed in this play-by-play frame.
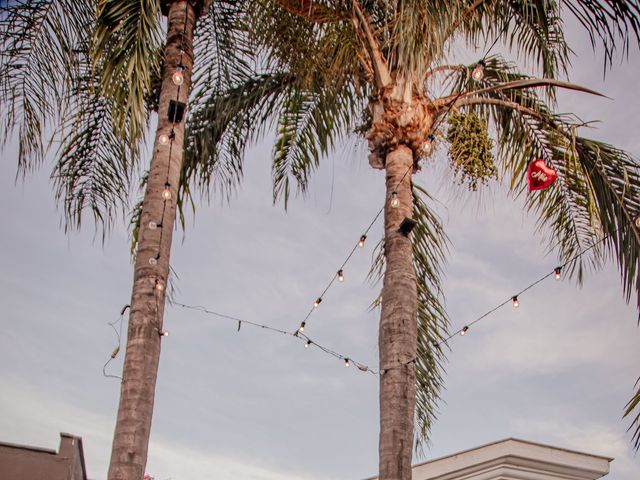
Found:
[338,269,344,282]
[159,330,169,337]
[148,256,158,266]
[173,302,377,375]
[635,215,640,228]
[155,280,164,292]
[162,183,172,200]
[148,221,158,230]
[358,235,367,248]
[512,296,519,308]
[472,60,485,81]
[313,298,322,308]
[554,267,562,280]
[390,191,400,208]
[299,322,305,333]
[159,133,170,145]
[172,65,185,86]
[460,326,469,336]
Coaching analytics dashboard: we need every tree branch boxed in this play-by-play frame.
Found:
[449,96,545,120]
[350,0,391,88]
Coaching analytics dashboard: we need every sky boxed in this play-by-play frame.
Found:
[1,13,640,480]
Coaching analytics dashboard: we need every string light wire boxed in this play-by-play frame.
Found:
[173,302,378,375]
[102,305,129,380]
[436,233,612,346]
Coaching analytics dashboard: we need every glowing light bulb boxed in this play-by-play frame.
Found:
[460,326,469,336]
[472,61,485,81]
[554,267,562,280]
[155,281,164,292]
[299,322,305,333]
[344,358,350,367]
[305,340,311,348]
[512,296,520,308]
[358,235,367,248]
[338,269,344,282]
[162,183,172,200]
[314,297,322,308]
[148,256,158,266]
[172,66,184,86]
[148,221,158,230]
[422,134,435,155]
[159,130,174,146]
[635,215,640,227]
[390,191,400,208]
[159,330,169,337]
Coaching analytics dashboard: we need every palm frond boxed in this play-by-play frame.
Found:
[92,0,163,145]
[191,0,252,97]
[624,378,640,451]
[181,72,295,204]
[52,91,135,234]
[0,0,94,171]
[271,82,360,208]
[412,183,450,450]
[563,0,640,69]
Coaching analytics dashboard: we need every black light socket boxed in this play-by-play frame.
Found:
[398,217,417,236]
[168,100,186,123]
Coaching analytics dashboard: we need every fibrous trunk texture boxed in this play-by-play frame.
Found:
[378,144,417,480]
[107,2,196,479]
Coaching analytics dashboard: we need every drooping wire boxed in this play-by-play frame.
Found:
[435,232,611,346]
[102,305,129,380]
[173,302,377,375]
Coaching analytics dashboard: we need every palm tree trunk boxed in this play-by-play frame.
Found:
[378,144,417,480]
[107,2,197,479]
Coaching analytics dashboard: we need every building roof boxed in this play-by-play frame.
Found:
[366,438,612,480]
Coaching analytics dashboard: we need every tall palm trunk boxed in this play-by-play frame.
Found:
[378,144,417,480]
[107,2,200,479]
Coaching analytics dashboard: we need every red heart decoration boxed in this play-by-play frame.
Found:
[527,158,557,191]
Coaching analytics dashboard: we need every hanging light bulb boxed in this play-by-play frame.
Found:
[159,330,169,337]
[298,322,305,333]
[512,296,520,308]
[148,256,158,266]
[155,280,164,292]
[635,215,640,227]
[305,340,311,348]
[148,221,158,230]
[337,269,344,282]
[460,326,469,336]
[314,297,322,308]
[390,191,400,208]
[358,235,367,248]
[471,60,485,81]
[344,358,350,367]
[554,267,562,280]
[159,130,175,146]
[172,65,185,86]
[162,183,172,200]
[422,134,435,155]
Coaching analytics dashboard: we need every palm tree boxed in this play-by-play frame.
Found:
[3,1,640,480]
[185,1,640,478]
[1,1,249,479]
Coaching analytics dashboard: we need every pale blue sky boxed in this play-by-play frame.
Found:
[1,16,639,480]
